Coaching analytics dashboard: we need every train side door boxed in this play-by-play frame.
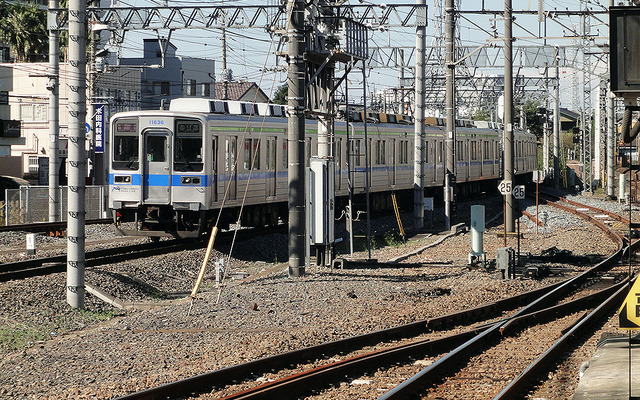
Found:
[212,137,218,202]
[336,138,342,191]
[142,129,171,204]
[225,136,237,200]
[391,138,396,187]
[266,136,277,198]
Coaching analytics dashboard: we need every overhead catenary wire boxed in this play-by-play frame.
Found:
[188,32,279,314]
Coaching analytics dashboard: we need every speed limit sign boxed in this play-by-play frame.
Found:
[513,185,525,200]
[498,180,512,195]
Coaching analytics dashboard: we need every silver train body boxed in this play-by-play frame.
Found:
[108,98,537,237]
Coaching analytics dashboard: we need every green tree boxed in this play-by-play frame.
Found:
[517,99,545,139]
[472,107,492,121]
[0,2,48,62]
[273,84,288,105]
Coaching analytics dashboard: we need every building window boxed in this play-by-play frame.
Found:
[202,83,211,97]
[153,81,170,96]
[186,79,196,96]
[20,104,47,122]
[28,156,39,174]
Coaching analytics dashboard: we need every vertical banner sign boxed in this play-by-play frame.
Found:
[94,104,104,153]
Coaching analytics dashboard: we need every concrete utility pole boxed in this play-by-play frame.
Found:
[414,0,426,230]
[444,0,455,231]
[67,0,87,308]
[606,0,615,199]
[504,0,515,233]
[543,63,550,175]
[286,0,305,277]
[554,55,560,191]
[48,0,60,223]
[607,92,615,198]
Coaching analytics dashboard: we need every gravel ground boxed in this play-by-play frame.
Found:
[0,191,631,399]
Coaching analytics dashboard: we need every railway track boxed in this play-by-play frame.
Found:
[111,194,637,400]
[0,224,286,282]
[0,218,112,234]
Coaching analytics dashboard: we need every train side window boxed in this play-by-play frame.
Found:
[470,141,478,161]
[483,141,490,160]
[400,140,408,164]
[375,140,386,165]
[244,139,261,170]
[424,141,429,163]
[282,140,288,169]
[212,138,217,172]
[226,137,237,172]
[352,139,362,167]
[455,141,463,161]
[266,137,276,170]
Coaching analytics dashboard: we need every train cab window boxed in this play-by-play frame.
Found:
[112,119,139,170]
[174,120,203,172]
[244,138,261,170]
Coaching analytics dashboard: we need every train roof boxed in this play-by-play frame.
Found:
[112,98,532,139]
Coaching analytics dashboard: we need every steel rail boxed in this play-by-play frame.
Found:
[114,281,623,400]
[0,239,198,281]
[0,224,288,281]
[113,195,628,400]
[378,196,630,399]
[113,281,568,400]
[494,280,631,399]
[0,218,111,233]
[214,279,630,400]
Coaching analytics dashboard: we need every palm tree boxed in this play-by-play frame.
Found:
[0,2,47,62]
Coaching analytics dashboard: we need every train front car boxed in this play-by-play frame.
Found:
[109,111,210,237]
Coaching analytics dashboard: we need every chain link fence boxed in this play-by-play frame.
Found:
[2,186,105,226]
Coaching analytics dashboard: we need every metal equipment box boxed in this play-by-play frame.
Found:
[610,6,640,97]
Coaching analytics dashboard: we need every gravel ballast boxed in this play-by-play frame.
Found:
[0,193,629,399]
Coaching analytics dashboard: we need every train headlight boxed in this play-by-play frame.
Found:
[181,176,201,185]
[114,175,132,183]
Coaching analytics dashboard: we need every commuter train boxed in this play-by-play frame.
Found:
[108,98,537,237]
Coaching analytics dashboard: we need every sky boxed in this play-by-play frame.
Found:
[107,0,618,111]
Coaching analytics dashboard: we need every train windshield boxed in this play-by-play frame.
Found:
[174,120,203,172]
[112,119,139,170]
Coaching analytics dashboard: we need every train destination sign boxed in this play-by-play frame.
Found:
[619,278,640,330]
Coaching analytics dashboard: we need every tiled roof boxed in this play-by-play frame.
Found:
[214,81,257,101]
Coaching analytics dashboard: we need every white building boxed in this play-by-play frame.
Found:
[0,63,141,180]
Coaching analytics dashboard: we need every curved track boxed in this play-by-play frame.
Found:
[111,194,634,400]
